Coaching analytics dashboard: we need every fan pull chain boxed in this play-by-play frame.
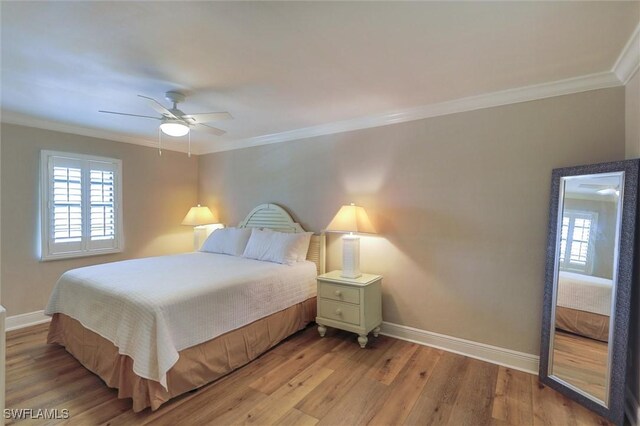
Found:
[188,131,191,158]
[158,127,163,156]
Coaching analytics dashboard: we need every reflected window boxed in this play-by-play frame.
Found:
[559,210,597,274]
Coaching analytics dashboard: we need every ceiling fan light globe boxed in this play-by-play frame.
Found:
[160,122,189,137]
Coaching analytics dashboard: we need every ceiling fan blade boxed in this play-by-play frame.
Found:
[138,95,178,119]
[99,110,161,120]
[182,112,233,124]
[198,123,226,136]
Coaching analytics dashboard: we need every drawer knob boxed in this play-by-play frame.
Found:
[335,308,342,316]
[334,290,342,297]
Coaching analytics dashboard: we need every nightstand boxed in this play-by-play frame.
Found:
[316,270,382,348]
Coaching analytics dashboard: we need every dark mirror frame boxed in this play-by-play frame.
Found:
[539,159,638,426]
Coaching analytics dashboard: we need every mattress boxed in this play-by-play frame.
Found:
[556,271,612,316]
[45,252,317,389]
[47,298,316,412]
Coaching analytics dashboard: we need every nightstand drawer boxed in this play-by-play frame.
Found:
[318,283,360,304]
[318,299,360,325]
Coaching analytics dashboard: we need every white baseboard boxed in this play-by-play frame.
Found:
[5,310,50,332]
[626,387,640,426]
[380,321,539,374]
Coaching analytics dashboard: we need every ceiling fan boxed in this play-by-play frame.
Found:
[578,183,620,196]
[578,183,617,189]
[99,91,232,137]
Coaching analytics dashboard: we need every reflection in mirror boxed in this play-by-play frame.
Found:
[541,160,638,425]
[550,173,622,405]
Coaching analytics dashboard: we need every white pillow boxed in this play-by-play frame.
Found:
[259,228,312,261]
[293,232,312,261]
[242,229,312,265]
[200,227,252,256]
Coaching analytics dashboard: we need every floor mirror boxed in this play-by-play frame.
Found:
[539,159,638,425]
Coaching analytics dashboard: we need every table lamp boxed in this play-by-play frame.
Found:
[325,203,376,278]
[182,204,221,250]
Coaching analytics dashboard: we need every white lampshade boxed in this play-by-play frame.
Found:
[181,205,218,226]
[325,203,376,235]
[160,122,190,137]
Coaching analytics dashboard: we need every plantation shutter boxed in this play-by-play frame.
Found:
[88,161,118,250]
[48,156,84,255]
[41,151,122,260]
[559,210,597,274]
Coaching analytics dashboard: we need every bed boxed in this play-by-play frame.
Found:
[45,203,325,412]
[555,270,612,342]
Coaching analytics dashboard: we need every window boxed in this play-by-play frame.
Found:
[559,210,597,274]
[40,151,123,260]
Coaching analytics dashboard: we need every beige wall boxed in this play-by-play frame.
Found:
[0,124,198,316]
[626,71,640,158]
[199,87,625,355]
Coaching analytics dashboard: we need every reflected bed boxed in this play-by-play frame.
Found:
[555,271,612,342]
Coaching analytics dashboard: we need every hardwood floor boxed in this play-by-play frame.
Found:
[551,330,608,402]
[6,323,611,425]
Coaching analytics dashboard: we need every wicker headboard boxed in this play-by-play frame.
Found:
[238,203,326,274]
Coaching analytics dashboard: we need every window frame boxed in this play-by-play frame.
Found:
[558,209,598,274]
[40,150,124,261]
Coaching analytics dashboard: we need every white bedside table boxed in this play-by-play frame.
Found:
[316,270,382,348]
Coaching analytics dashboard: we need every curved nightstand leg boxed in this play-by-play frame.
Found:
[373,326,380,338]
[318,324,327,337]
[357,334,368,348]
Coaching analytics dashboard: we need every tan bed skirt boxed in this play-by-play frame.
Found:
[555,306,609,342]
[47,298,316,412]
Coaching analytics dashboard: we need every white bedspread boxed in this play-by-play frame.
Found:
[556,270,612,316]
[45,252,317,389]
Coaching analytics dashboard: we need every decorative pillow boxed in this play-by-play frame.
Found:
[293,232,313,261]
[242,228,313,265]
[200,227,252,256]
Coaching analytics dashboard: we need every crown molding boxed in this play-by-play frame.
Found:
[202,71,622,154]
[0,110,194,155]
[0,71,624,157]
[613,22,640,85]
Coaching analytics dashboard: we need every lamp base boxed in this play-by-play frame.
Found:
[341,235,362,279]
[193,226,207,251]
[193,224,224,251]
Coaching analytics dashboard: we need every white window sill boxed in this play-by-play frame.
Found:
[40,247,123,262]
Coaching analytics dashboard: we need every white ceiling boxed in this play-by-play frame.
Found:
[1,2,638,154]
